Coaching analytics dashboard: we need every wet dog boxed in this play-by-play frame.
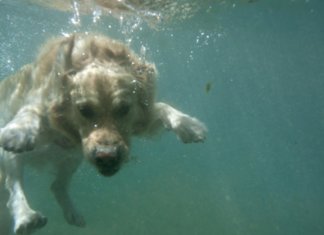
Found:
[0,34,206,235]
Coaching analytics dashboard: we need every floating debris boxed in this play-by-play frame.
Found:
[205,81,213,93]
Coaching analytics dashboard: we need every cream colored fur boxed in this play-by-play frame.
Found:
[0,33,206,235]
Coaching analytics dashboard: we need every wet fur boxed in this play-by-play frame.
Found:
[0,34,206,235]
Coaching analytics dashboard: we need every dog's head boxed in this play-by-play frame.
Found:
[45,34,156,176]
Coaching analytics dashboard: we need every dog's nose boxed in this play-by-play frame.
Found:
[93,145,122,176]
[95,145,118,159]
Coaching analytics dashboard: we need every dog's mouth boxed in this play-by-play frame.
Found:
[91,145,127,177]
[96,157,121,176]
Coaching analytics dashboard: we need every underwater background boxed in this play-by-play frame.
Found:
[1,0,324,234]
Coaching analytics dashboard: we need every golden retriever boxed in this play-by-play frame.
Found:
[0,33,206,235]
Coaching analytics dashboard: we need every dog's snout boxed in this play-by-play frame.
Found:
[92,145,125,176]
[95,145,118,158]
[83,130,129,176]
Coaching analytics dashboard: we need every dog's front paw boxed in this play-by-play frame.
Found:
[14,211,47,235]
[0,125,37,152]
[172,114,207,143]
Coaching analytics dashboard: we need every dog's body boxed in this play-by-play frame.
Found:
[0,34,206,235]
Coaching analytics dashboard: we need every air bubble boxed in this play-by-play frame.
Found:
[70,0,81,26]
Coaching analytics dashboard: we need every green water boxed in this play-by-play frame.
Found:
[1,0,324,234]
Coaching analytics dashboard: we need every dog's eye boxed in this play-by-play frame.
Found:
[78,104,95,119]
[66,69,77,77]
[115,102,131,117]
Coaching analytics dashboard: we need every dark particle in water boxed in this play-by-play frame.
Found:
[205,82,213,93]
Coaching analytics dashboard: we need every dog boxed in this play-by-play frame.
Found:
[0,33,206,235]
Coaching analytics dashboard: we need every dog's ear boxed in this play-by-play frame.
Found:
[130,62,157,134]
[134,62,156,94]
[54,34,75,76]
[50,35,77,104]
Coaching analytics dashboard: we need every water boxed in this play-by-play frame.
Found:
[1,0,324,234]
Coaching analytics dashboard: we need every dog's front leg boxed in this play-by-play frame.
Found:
[153,102,207,143]
[51,155,85,228]
[2,151,47,234]
[0,105,42,153]
[0,166,11,235]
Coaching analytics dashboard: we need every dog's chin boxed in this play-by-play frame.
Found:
[97,166,120,177]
